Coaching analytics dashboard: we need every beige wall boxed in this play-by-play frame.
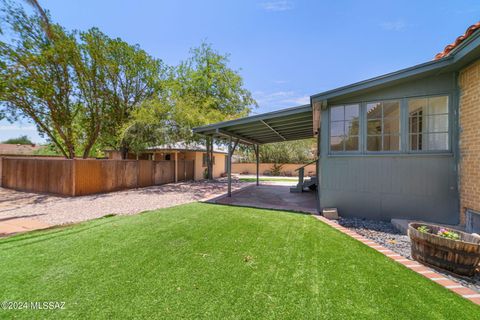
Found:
[105,150,226,181]
[232,163,316,177]
[459,59,480,225]
[192,151,226,180]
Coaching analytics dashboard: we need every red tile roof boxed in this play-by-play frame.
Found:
[434,22,480,60]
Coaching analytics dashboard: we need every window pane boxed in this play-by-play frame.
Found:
[346,120,359,135]
[409,98,427,114]
[408,96,449,151]
[383,135,400,151]
[330,106,344,121]
[409,133,449,151]
[330,136,343,151]
[383,101,400,118]
[424,114,448,133]
[409,115,422,134]
[329,104,359,152]
[345,136,359,151]
[428,96,448,114]
[410,134,421,151]
[384,117,400,134]
[345,104,359,120]
[424,133,448,151]
[367,136,382,151]
[367,103,382,119]
[330,121,344,136]
[367,120,381,135]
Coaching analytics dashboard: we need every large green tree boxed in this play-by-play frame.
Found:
[170,42,256,178]
[0,2,81,158]
[95,35,166,157]
[0,1,165,158]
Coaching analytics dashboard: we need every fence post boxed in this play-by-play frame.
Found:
[174,152,178,182]
[71,159,76,196]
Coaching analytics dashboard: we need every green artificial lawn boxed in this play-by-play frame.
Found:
[0,203,478,319]
[239,177,297,182]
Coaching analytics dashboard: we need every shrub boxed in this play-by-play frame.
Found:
[270,163,284,176]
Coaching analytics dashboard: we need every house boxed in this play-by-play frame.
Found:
[0,143,43,156]
[194,22,480,231]
[105,142,227,181]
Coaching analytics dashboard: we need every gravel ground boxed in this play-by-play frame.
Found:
[337,217,480,293]
[0,181,250,226]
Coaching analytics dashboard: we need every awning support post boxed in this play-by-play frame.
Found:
[254,144,260,186]
[227,136,232,197]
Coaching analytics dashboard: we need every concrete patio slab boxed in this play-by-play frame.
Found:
[0,217,51,237]
[209,185,317,214]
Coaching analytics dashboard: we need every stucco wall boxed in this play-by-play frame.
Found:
[458,59,480,225]
[232,163,316,177]
[105,150,226,181]
[191,152,226,180]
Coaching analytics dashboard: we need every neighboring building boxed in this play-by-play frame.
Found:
[0,143,43,156]
[194,22,480,230]
[105,142,227,181]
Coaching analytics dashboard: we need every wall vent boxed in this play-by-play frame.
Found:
[466,209,480,233]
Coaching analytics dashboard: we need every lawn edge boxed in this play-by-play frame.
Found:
[312,215,480,306]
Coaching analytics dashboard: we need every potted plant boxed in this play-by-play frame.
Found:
[408,223,480,276]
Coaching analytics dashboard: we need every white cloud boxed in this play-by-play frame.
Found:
[260,1,294,12]
[253,90,309,112]
[0,124,37,131]
[380,19,408,31]
[273,80,288,84]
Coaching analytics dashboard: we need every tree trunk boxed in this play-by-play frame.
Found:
[205,137,214,180]
[121,145,129,160]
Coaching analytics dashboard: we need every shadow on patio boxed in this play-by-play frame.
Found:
[207,184,318,214]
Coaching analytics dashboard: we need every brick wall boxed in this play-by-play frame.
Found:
[458,59,480,225]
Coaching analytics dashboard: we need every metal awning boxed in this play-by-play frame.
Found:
[192,104,314,145]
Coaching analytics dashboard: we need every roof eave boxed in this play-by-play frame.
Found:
[310,57,454,103]
[192,104,311,133]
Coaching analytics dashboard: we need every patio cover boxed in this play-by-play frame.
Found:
[193,104,316,198]
[192,104,315,145]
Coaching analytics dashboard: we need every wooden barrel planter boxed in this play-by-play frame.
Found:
[408,223,480,276]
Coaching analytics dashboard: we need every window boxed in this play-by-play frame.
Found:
[408,96,448,151]
[329,104,360,152]
[366,100,400,151]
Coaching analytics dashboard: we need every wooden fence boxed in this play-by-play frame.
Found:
[0,157,194,196]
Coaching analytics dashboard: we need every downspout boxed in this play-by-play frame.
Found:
[453,71,462,226]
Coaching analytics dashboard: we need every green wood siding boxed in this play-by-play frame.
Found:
[318,72,460,223]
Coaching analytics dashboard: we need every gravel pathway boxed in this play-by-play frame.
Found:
[338,217,480,293]
[0,181,250,226]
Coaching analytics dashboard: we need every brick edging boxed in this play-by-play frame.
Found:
[313,215,480,306]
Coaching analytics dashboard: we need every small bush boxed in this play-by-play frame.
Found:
[270,163,284,176]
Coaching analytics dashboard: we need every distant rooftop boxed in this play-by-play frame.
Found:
[0,143,43,155]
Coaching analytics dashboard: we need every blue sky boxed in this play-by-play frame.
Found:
[1,0,479,143]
